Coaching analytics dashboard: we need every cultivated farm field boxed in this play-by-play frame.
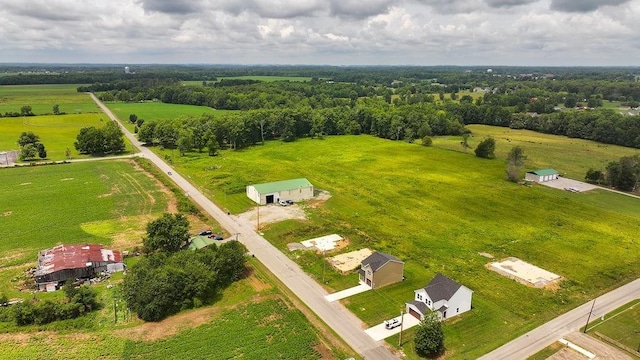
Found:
[0,260,343,360]
[0,84,99,115]
[0,161,169,287]
[155,134,640,359]
[434,124,640,179]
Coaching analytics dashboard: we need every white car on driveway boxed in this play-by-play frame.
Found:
[384,318,401,330]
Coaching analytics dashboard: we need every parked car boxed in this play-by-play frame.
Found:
[384,318,401,330]
[278,200,288,206]
[199,230,213,236]
[285,200,294,205]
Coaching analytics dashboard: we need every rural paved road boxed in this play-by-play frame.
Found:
[90,94,399,360]
[478,277,640,359]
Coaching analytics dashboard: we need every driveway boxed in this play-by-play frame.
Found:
[365,313,421,341]
[539,178,598,192]
[325,283,371,302]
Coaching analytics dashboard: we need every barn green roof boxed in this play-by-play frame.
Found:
[250,178,313,194]
[187,236,218,250]
[528,168,558,176]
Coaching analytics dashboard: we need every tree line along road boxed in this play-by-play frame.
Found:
[90,93,399,360]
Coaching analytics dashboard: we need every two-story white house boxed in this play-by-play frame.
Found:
[406,273,473,321]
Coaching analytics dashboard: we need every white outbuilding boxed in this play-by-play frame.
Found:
[525,168,559,183]
[246,178,314,205]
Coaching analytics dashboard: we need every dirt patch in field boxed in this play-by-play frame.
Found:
[60,178,74,181]
[116,294,281,342]
[115,306,222,342]
[237,204,307,228]
[307,190,332,208]
[2,211,12,216]
[19,182,31,186]
[247,273,272,292]
[0,331,92,344]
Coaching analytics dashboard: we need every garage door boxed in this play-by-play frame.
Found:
[409,308,422,320]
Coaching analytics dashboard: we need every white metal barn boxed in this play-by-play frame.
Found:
[246,178,314,205]
[525,168,559,183]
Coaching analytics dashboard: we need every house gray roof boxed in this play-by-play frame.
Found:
[424,273,462,302]
[407,300,428,315]
[361,251,403,272]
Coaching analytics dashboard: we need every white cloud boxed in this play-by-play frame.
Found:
[0,0,638,65]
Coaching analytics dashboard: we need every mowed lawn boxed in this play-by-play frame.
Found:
[0,161,169,297]
[156,135,640,359]
[587,300,640,350]
[0,84,99,115]
[434,124,640,179]
[0,113,133,160]
[105,102,237,131]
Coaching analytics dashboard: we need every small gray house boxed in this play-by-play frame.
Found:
[406,273,473,321]
[358,251,404,289]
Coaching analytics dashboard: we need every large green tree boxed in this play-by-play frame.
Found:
[475,137,496,159]
[18,131,40,147]
[143,213,191,253]
[414,312,445,357]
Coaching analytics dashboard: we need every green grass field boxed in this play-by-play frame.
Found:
[0,84,99,115]
[105,102,237,131]
[154,134,640,359]
[434,124,640,179]
[587,299,640,352]
[0,113,135,160]
[0,161,168,292]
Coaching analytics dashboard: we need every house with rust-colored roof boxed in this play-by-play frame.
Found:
[34,244,124,291]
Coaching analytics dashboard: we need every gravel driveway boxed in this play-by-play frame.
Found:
[538,178,598,192]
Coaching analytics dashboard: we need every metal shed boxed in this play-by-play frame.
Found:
[246,178,314,205]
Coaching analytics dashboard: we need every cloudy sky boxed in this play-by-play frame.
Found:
[0,0,638,66]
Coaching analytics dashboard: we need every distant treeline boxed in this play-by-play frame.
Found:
[136,100,466,154]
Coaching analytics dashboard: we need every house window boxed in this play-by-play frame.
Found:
[457,308,459,313]
[417,294,422,301]
[427,299,431,306]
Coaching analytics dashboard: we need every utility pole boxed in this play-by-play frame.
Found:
[235,233,240,241]
[322,249,326,283]
[398,307,404,347]
[583,299,596,333]
[114,299,117,324]
[256,205,260,230]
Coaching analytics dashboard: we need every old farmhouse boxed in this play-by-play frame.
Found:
[246,178,314,205]
[34,244,125,291]
[358,251,404,289]
[406,273,473,321]
[525,168,559,183]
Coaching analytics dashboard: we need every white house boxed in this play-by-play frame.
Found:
[246,178,314,205]
[406,273,473,321]
[525,168,559,183]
